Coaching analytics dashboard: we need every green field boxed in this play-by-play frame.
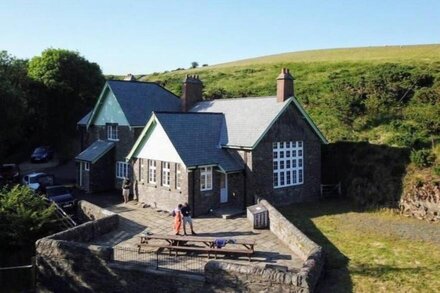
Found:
[280,200,440,292]
[115,44,440,147]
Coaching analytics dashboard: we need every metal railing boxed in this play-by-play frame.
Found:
[112,246,206,275]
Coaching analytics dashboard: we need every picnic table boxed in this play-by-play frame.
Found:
[138,234,255,261]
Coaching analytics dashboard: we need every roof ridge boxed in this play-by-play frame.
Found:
[199,96,278,102]
[155,111,224,115]
[107,79,180,100]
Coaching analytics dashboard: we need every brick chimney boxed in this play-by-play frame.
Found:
[181,75,203,111]
[124,74,136,81]
[276,68,294,102]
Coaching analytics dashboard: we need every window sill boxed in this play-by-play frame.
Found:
[273,183,304,189]
[108,138,120,142]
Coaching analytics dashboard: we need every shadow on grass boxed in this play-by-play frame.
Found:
[279,199,355,292]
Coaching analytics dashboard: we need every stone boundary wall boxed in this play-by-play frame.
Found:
[36,200,323,292]
[400,182,440,222]
[76,200,116,222]
[260,199,324,291]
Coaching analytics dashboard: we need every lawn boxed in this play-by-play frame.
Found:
[279,199,440,293]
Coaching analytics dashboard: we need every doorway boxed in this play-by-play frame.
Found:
[220,173,228,203]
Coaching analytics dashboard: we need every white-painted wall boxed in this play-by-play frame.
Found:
[137,122,184,165]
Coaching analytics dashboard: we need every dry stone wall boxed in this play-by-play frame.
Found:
[400,182,440,222]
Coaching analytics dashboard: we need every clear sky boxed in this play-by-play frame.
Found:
[1,0,438,74]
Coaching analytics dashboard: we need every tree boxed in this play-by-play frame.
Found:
[190,61,199,69]
[28,49,105,143]
[0,186,57,254]
[0,51,30,159]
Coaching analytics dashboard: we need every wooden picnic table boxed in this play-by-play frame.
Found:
[138,234,256,261]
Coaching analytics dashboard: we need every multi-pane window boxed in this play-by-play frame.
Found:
[116,161,129,179]
[107,124,118,140]
[176,164,181,190]
[138,159,144,182]
[148,160,156,184]
[162,162,170,187]
[200,166,213,191]
[273,141,304,188]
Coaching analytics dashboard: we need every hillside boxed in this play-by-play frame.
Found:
[111,44,439,145]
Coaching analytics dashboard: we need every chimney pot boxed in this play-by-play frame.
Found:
[276,68,294,102]
[181,75,203,111]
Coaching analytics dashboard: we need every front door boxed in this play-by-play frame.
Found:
[220,173,228,203]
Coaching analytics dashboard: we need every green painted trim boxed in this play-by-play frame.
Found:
[125,114,186,170]
[291,98,328,144]
[87,83,130,128]
[126,114,157,160]
[87,83,110,129]
[251,97,294,149]
[251,97,328,149]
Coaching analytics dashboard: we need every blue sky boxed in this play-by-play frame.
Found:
[1,0,438,74]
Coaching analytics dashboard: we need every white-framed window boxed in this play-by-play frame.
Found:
[84,162,90,171]
[116,161,129,179]
[148,160,156,184]
[138,158,144,182]
[176,163,181,190]
[107,124,118,141]
[162,162,170,187]
[200,166,213,191]
[273,141,304,188]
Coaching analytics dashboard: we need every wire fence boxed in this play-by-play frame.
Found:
[112,246,206,275]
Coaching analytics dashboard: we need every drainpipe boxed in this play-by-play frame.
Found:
[192,166,197,217]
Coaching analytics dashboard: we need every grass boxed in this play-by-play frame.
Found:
[280,199,440,292]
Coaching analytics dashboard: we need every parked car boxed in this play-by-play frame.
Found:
[0,163,21,184]
[31,146,54,163]
[45,185,77,213]
[22,172,55,191]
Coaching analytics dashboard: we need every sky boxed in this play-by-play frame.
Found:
[1,0,439,74]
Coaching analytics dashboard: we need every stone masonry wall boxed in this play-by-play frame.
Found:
[260,199,324,290]
[247,104,322,206]
[36,200,323,292]
[134,158,189,212]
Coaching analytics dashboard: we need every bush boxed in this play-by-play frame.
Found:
[433,165,440,176]
[410,149,436,168]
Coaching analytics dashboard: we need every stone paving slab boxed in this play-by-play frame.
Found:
[79,194,304,271]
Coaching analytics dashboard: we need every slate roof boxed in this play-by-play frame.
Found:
[82,80,181,127]
[77,111,92,126]
[190,96,290,148]
[155,112,243,172]
[75,140,115,163]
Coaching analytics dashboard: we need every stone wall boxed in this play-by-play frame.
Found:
[134,159,189,213]
[246,104,322,206]
[400,182,440,222]
[206,261,313,292]
[36,200,323,292]
[259,199,324,290]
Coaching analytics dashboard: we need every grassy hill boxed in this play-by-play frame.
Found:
[112,44,439,145]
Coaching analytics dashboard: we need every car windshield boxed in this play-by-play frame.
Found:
[29,176,40,183]
[33,147,46,154]
[46,187,68,196]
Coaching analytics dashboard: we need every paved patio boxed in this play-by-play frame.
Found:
[78,193,304,272]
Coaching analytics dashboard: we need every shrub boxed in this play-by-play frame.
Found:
[433,165,440,176]
[410,149,436,168]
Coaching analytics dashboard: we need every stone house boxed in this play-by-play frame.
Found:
[75,78,181,192]
[127,69,327,216]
